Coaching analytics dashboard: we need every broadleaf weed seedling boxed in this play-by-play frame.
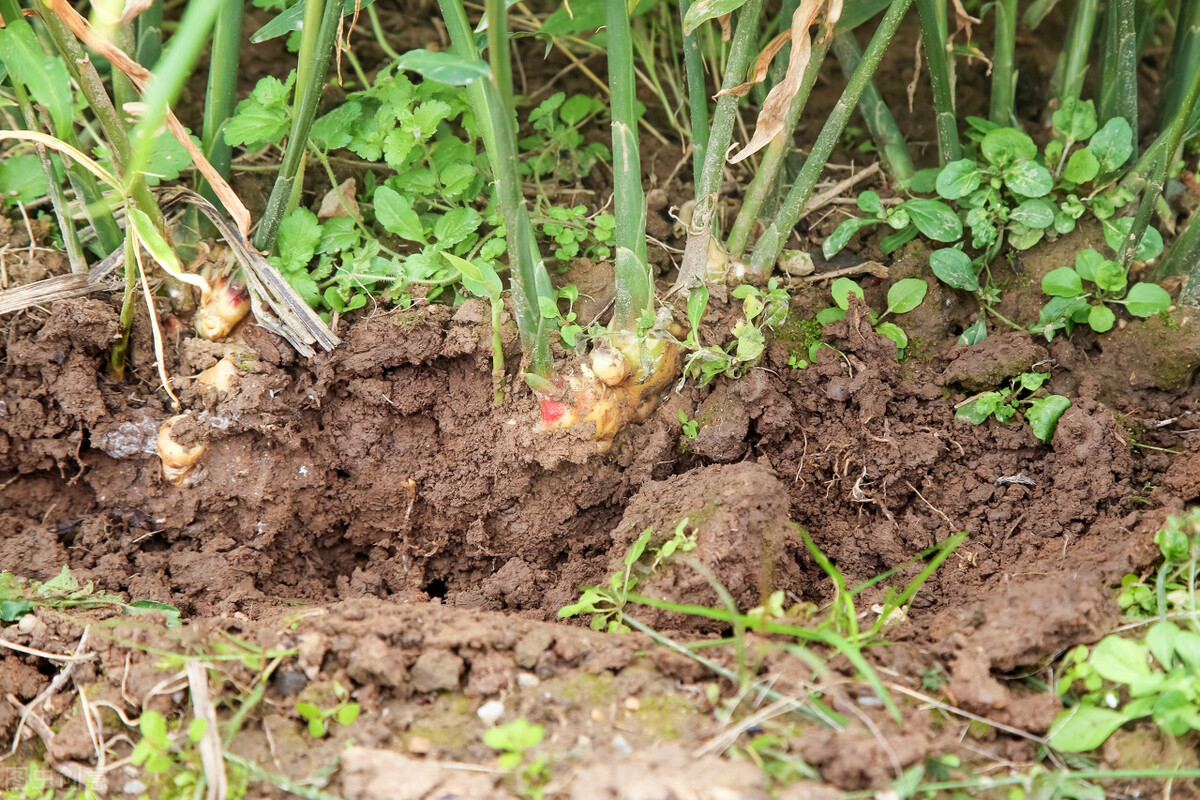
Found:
[1033,248,1172,340]
[816,277,928,358]
[295,681,361,738]
[679,279,792,387]
[954,371,1071,444]
[0,566,181,626]
[1049,508,1200,753]
[483,717,549,799]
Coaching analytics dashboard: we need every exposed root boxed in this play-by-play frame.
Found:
[537,339,681,450]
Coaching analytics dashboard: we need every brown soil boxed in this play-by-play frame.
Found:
[4,7,1200,799]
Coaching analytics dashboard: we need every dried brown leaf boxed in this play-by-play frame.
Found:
[714,29,791,99]
[717,12,732,41]
[45,0,252,240]
[728,0,826,164]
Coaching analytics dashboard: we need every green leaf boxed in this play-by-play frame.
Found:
[822,217,876,258]
[1091,635,1154,686]
[1075,249,1104,282]
[1063,149,1100,183]
[1174,631,1200,670]
[374,186,426,243]
[188,718,208,743]
[336,703,361,727]
[308,718,326,738]
[0,17,75,136]
[295,702,322,721]
[956,392,1005,424]
[1017,372,1049,391]
[225,72,295,147]
[275,208,322,271]
[1010,198,1056,229]
[1041,267,1084,298]
[886,279,928,314]
[396,50,491,85]
[251,0,381,42]
[875,321,908,350]
[815,307,845,325]
[982,128,1037,164]
[1094,260,1127,294]
[0,599,34,622]
[1004,160,1054,197]
[318,217,360,254]
[1026,394,1070,442]
[484,717,545,752]
[687,284,709,334]
[541,0,607,36]
[560,94,600,125]
[433,206,482,249]
[831,277,863,310]
[1048,705,1134,752]
[1087,304,1115,332]
[1052,97,1098,141]
[1146,621,1180,667]
[857,190,882,213]
[903,199,962,242]
[140,710,169,747]
[682,0,750,34]
[128,600,183,628]
[0,155,48,207]
[929,248,979,291]
[958,318,987,345]
[1122,282,1171,317]
[1089,117,1134,173]
[935,159,982,200]
[444,251,502,300]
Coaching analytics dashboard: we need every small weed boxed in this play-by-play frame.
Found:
[1,763,98,800]
[1049,508,1200,752]
[483,717,549,799]
[520,92,610,183]
[130,710,250,800]
[558,518,697,632]
[826,109,1173,344]
[816,277,928,358]
[954,371,1071,443]
[295,681,361,738]
[679,279,790,386]
[1032,248,1171,341]
[0,567,181,626]
[678,410,699,441]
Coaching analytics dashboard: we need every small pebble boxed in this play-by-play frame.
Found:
[590,708,605,722]
[122,780,147,795]
[477,699,505,725]
[17,614,45,636]
[611,735,632,755]
[408,736,433,755]
[623,697,640,712]
[517,672,540,688]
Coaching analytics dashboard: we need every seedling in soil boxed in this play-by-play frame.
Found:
[954,372,1071,444]
[0,567,181,626]
[1050,511,1200,752]
[558,518,697,633]
[1033,248,1172,341]
[678,410,699,441]
[483,717,549,799]
[680,279,791,387]
[816,277,927,359]
[295,681,361,738]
